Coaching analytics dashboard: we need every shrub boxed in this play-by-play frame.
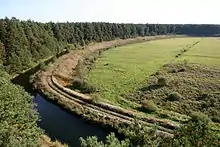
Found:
[39,61,45,70]
[190,111,210,124]
[141,100,158,113]
[212,116,220,123]
[51,56,57,63]
[92,95,101,103]
[71,77,84,89]
[167,92,182,101]
[170,112,218,147]
[71,78,96,93]
[80,132,130,147]
[157,76,168,86]
[82,83,96,93]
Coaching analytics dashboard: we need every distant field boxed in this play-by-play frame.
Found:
[86,37,201,107]
[176,37,220,66]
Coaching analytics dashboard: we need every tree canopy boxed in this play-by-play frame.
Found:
[0,65,42,147]
[1,17,220,75]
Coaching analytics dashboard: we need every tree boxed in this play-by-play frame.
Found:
[0,70,42,146]
[80,133,130,147]
[167,112,219,147]
[0,40,6,63]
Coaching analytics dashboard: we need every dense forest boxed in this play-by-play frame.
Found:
[1,17,220,75]
[0,65,42,146]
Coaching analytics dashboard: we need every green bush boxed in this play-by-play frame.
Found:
[169,112,217,147]
[80,132,130,147]
[72,77,84,89]
[190,111,210,124]
[141,100,158,113]
[71,78,96,93]
[51,56,57,63]
[167,92,182,101]
[157,76,168,86]
[39,61,45,70]
[81,83,96,93]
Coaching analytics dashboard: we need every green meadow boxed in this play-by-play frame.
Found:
[86,37,204,106]
[177,37,220,66]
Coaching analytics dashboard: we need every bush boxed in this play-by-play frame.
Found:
[190,111,210,124]
[157,77,168,86]
[71,78,96,93]
[80,132,130,147]
[51,56,57,63]
[39,61,45,70]
[141,100,158,113]
[167,92,182,101]
[92,94,101,103]
[81,83,96,93]
[72,77,84,89]
[170,112,218,147]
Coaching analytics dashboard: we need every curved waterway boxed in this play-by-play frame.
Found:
[34,93,110,146]
[11,58,117,147]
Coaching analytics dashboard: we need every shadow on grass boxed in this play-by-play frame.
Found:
[136,107,158,114]
[139,84,163,92]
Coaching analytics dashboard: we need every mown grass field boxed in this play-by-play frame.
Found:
[86,37,202,107]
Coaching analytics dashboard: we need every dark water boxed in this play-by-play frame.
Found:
[11,55,114,147]
[34,94,110,146]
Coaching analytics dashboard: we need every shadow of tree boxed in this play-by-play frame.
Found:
[139,84,163,92]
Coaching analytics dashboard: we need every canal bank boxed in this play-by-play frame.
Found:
[11,51,118,147]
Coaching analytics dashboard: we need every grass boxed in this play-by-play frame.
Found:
[86,37,201,107]
[176,37,220,67]
[128,63,220,123]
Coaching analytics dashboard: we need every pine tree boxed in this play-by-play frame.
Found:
[0,40,5,63]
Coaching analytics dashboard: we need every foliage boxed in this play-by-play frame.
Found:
[0,70,42,147]
[70,78,96,93]
[166,112,219,147]
[1,18,220,75]
[128,63,220,123]
[39,61,46,70]
[157,76,168,86]
[141,100,158,113]
[80,133,130,147]
[167,92,182,101]
[81,116,219,147]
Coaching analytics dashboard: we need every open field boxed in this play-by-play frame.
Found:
[86,37,201,107]
[176,37,220,66]
[127,63,220,123]
[84,37,220,132]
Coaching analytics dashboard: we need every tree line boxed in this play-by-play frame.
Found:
[1,17,220,74]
